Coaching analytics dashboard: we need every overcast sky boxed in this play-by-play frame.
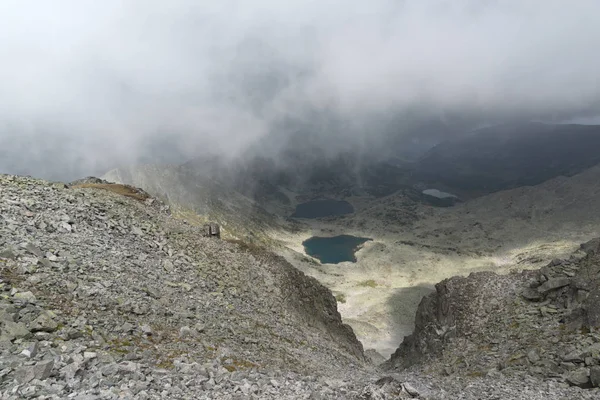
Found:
[1,1,600,179]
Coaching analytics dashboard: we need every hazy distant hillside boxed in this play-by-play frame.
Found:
[188,122,600,204]
[413,123,600,196]
[102,164,294,245]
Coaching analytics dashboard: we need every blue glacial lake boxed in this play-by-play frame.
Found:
[291,200,354,219]
[303,235,371,264]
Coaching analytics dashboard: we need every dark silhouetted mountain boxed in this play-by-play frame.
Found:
[413,122,600,195]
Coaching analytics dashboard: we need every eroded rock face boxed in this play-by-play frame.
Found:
[272,252,365,360]
[386,238,600,393]
[387,270,523,369]
[580,238,600,255]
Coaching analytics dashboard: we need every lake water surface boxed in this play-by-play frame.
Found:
[303,235,371,264]
[291,199,354,219]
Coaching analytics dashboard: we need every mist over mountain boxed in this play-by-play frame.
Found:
[2,1,600,180]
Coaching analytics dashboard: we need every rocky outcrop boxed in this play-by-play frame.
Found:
[264,252,364,360]
[537,238,600,334]
[202,223,221,238]
[386,238,600,395]
[69,176,155,204]
[387,270,526,369]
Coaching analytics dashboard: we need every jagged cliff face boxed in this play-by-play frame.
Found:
[387,270,533,369]
[387,239,600,392]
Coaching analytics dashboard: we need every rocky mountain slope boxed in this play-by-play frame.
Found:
[348,162,600,252]
[3,174,600,398]
[413,122,600,196]
[386,238,600,397]
[0,174,381,399]
[102,164,296,247]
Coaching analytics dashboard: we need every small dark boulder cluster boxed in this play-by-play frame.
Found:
[202,223,221,239]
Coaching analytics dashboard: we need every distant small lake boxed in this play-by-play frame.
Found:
[291,200,354,219]
[303,235,372,264]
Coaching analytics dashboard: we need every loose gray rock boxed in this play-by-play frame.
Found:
[14,366,36,384]
[590,366,600,388]
[13,291,37,303]
[101,363,119,377]
[141,325,153,335]
[527,349,541,364]
[521,288,543,301]
[1,321,31,341]
[21,342,39,358]
[403,382,420,397]
[537,277,571,293]
[566,368,590,388]
[20,243,43,258]
[30,312,59,332]
[0,248,17,260]
[179,326,193,338]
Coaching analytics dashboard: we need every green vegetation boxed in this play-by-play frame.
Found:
[357,280,378,288]
[334,292,347,303]
[301,257,320,266]
[221,357,259,372]
[224,238,267,256]
[72,183,150,202]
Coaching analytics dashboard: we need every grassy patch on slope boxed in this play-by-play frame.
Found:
[357,280,378,288]
[72,183,150,202]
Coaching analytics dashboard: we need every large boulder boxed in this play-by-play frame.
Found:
[386,270,517,368]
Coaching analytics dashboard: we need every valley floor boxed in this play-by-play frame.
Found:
[278,166,600,358]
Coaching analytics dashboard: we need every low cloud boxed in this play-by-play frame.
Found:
[1,0,599,179]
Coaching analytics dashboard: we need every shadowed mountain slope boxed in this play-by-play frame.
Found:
[102,164,296,246]
[413,123,600,196]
